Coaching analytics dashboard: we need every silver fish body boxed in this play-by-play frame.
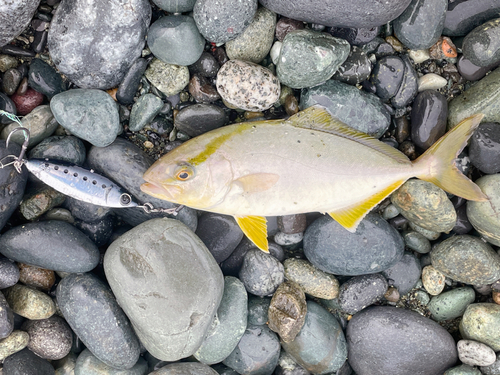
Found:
[25,159,137,208]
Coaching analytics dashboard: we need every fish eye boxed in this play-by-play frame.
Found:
[176,168,193,181]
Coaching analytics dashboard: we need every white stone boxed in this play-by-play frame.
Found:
[418,73,447,92]
[409,49,431,64]
[270,41,282,65]
[274,231,303,246]
[457,340,496,367]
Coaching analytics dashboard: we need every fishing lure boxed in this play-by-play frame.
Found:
[0,111,181,214]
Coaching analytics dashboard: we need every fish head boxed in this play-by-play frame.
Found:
[141,137,234,210]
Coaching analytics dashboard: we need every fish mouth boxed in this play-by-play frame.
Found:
[140,182,176,201]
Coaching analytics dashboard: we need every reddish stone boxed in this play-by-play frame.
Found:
[10,88,44,115]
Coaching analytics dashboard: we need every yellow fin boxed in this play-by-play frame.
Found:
[235,173,280,193]
[414,114,488,202]
[287,105,410,165]
[329,179,406,231]
[235,216,268,252]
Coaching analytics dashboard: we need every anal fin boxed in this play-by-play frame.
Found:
[329,179,406,232]
[235,215,269,252]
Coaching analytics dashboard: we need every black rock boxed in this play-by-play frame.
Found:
[329,26,380,46]
[3,348,55,375]
[28,135,86,165]
[28,58,65,98]
[332,46,372,85]
[410,90,448,150]
[443,0,500,36]
[189,52,221,78]
[463,18,500,67]
[370,56,405,101]
[64,197,112,222]
[0,93,17,125]
[391,54,418,109]
[347,306,457,375]
[74,215,114,247]
[117,58,151,105]
[381,252,421,296]
[175,104,227,137]
[453,204,473,235]
[32,29,48,54]
[339,274,388,314]
[0,0,41,47]
[457,55,500,81]
[0,291,14,339]
[0,257,19,289]
[469,123,500,174]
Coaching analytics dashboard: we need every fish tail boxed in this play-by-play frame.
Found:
[413,114,488,201]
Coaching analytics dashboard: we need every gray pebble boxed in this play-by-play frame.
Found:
[338,274,388,314]
[381,252,421,296]
[239,249,284,296]
[22,315,72,360]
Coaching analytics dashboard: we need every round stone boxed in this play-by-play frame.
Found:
[75,349,149,375]
[4,284,55,320]
[482,353,500,375]
[411,90,448,150]
[427,287,476,322]
[332,46,372,85]
[422,265,446,296]
[284,258,339,299]
[18,263,55,292]
[239,249,284,297]
[382,252,421,296]
[370,56,405,101]
[458,340,496,367]
[469,123,500,174]
[463,18,500,67]
[403,231,431,254]
[174,104,227,137]
[0,330,29,361]
[216,59,280,111]
[29,135,87,165]
[22,315,73,360]
[460,303,500,351]
[445,364,483,375]
[338,274,388,315]
[27,58,66,99]
[129,93,164,132]
[145,58,190,97]
[3,348,55,375]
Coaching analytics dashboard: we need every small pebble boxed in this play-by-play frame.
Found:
[284,258,339,299]
[429,36,457,59]
[128,93,164,132]
[338,274,388,315]
[239,249,284,297]
[145,58,190,97]
[403,231,431,254]
[0,330,29,361]
[384,286,400,303]
[274,231,303,246]
[422,265,446,295]
[18,263,55,291]
[22,315,73,360]
[417,73,448,91]
[382,252,422,296]
[3,284,55,320]
[457,340,496,367]
[409,49,431,64]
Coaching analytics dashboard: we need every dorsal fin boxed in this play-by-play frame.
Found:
[287,105,410,165]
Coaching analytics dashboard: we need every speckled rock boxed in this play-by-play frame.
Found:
[18,263,55,292]
[193,0,257,44]
[239,249,284,296]
[148,15,205,66]
[443,0,500,36]
[0,0,41,47]
[393,0,447,49]
[347,306,457,375]
[445,364,483,375]
[0,330,29,361]
[338,274,388,315]
[422,265,446,295]
[145,58,190,97]
[129,93,164,131]
[284,258,339,299]
[391,54,418,108]
[0,220,99,273]
[482,353,500,375]
[57,273,140,369]
[431,235,500,285]
[151,362,219,375]
[223,324,280,375]
[381,252,421,295]
[226,7,276,63]
[216,59,280,111]
[281,301,347,374]
[151,0,196,12]
[469,123,500,174]
[0,257,19,289]
[332,46,372,85]
[29,135,86,165]
[247,296,271,326]
[458,340,496,367]
[467,175,500,246]
[4,284,55,320]
[104,218,223,361]
[448,67,500,129]
[276,30,350,89]
[3,347,55,375]
[460,304,500,351]
[427,287,476,322]
[304,214,404,276]
[391,180,456,232]
[194,276,248,365]
[300,79,391,138]
[22,315,72,360]
[48,0,151,89]
[463,18,500,67]
[0,291,13,339]
[260,0,412,28]
[50,89,120,147]
[75,349,149,375]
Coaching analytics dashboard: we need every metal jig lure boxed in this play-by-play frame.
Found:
[0,113,182,215]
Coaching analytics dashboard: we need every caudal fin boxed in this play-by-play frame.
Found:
[413,114,488,201]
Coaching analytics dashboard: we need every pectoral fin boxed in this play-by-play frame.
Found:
[329,179,406,232]
[235,215,268,252]
[235,173,279,194]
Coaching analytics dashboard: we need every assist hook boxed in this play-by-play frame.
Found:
[3,127,30,174]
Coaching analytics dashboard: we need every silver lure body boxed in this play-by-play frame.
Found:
[25,159,138,208]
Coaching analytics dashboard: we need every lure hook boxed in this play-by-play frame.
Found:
[3,127,30,174]
[138,203,184,216]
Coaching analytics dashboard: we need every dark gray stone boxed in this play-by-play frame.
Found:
[148,15,205,66]
[457,55,500,82]
[2,68,23,95]
[116,58,150,105]
[86,137,197,231]
[151,0,196,13]
[151,362,219,375]
[223,324,280,375]
[0,221,99,273]
[189,51,220,78]
[247,295,271,326]
[482,353,500,375]
[57,273,141,370]
[0,291,14,339]
[393,0,447,49]
[22,315,72,360]
[260,0,412,28]
[0,93,17,125]
[3,348,55,375]
[391,54,418,109]
[443,0,500,36]
[75,349,149,375]
[382,253,421,296]
[410,90,448,150]
[300,79,391,138]
[174,104,227,137]
[304,214,404,276]
[329,26,380,46]
[28,136,87,165]
[129,93,164,131]
[239,249,285,296]
[0,0,41,47]
[48,0,151,89]
[332,46,372,85]
[103,218,224,361]
[193,0,257,44]
[347,306,457,375]
[0,257,19,289]
[339,274,388,314]
[370,56,405,101]
[470,122,500,174]
[74,215,114,247]
[281,301,347,374]
[64,197,112,222]
[28,59,65,98]
[463,18,500,67]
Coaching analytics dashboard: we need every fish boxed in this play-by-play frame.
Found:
[141,105,487,252]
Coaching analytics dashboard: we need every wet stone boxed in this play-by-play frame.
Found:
[239,249,284,296]
[457,55,500,82]
[2,68,23,95]
[175,104,227,137]
[10,88,44,116]
[444,0,500,36]
[422,265,446,296]
[129,93,164,132]
[329,26,379,46]
[268,281,307,343]
[281,301,347,374]
[458,340,496,367]
[275,17,305,42]
[381,252,421,296]
[0,93,17,125]
[104,218,223,361]
[22,315,72,360]
[300,79,391,138]
[145,58,190,97]
[391,180,456,232]
[304,214,404,276]
[223,324,280,375]
[194,276,247,365]
[116,57,150,106]
[48,0,151,89]
[0,0,41,47]
[3,347,55,375]
[0,258,18,289]
[189,52,220,78]
[148,15,205,66]
[391,54,418,108]
[332,46,372,85]
[193,0,257,44]
[18,263,55,292]
[20,186,66,221]
[75,349,149,375]
[338,274,388,315]
[431,235,500,285]
[0,330,29,361]
[29,135,87,165]
[411,90,447,150]
[0,220,99,273]
[216,59,280,111]
[188,75,221,103]
[370,56,404,101]
[226,7,276,64]
[461,304,500,351]
[64,197,111,222]
[74,216,114,247]
[276,30,350,89]
[4,284,55,320]
[0,291,13,339]
[393,0,447,50]
[27,59,65,100]
[469,123,500,174]
[284,258,339,299]
[57,273,140,369]
[347,306,457,375]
